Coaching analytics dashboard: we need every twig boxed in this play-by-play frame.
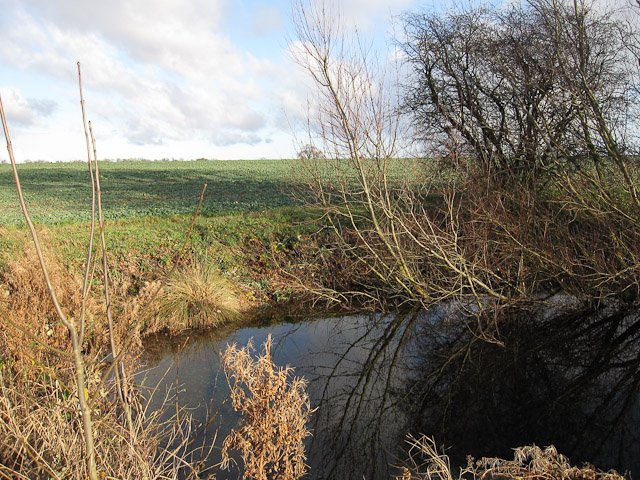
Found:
[0,90,99,480]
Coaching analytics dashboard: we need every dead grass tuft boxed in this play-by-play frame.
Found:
[221,334,312,480]
[470,445,626,480]
[0,244,150,368]
[397,435,455,480]
[153,262,243,331]
[397,435,626,480]
[0,245,89,368]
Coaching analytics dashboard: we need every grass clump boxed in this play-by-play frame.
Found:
[397,436,625,480]
[154,262,243,331]
[221,335,312,480]
[0,363,189,480]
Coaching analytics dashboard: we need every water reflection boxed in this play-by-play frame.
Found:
[139,300,640,479]
[403,300,640,476]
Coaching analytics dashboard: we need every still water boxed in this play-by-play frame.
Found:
[139,304,640,479]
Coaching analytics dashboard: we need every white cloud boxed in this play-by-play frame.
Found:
[211,131,263,147]
[330,0,420,30]
[0,0,277,150]
[0,87,57,127]
[0,0,425,161]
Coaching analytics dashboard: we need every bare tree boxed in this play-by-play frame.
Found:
[401,0,637,187]
[530,0,640,216]
[291,0,513,313]
[291,0,640,315]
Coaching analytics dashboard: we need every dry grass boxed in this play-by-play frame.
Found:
[0,362,194,480]
[397,435,626,480]
[468,445,626,480]
[0,246,151,369]
[0,66,218,479]
[153,262,243,331]
[397,436,454,480]
[221,335,312,480]
[0,245,88,368]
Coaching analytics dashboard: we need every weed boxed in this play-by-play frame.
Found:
[468,445,626,480]
[154,262,243,331]
[0,362,191,480]
[221,335,312,480]
[397,435,625,480]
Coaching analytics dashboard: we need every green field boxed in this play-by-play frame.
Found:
[0,159,298,225]
[0,158,318,291]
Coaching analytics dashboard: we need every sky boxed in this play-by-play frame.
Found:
[0,0,429,162]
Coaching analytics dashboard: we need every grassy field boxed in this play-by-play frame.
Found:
[0,159,325,326]
[0,159,297,224]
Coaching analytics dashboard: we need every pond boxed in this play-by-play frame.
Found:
[138,302,640,479]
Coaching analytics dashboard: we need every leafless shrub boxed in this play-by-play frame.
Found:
[290,0,640,320]
[221,335,312,480]
[290,0,515,317]
[297,144,324,161]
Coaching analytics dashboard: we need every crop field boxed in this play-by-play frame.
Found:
[0,159,298,225]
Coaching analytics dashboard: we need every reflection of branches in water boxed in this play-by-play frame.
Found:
[306,310,422,480]
[138,332,232,476]
[139,314,425,479]
[136,303,640,479]
[405,300,640,475]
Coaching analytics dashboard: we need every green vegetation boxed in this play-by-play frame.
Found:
[1,205,314,266]
[0,159,296,224]
[0,159,319,309]
[0,157,327,359]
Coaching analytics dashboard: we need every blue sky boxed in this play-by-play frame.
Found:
[0,0,427,162]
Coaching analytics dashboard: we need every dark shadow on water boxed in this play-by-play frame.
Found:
[403,300,640,477]
[138,300,640,479]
